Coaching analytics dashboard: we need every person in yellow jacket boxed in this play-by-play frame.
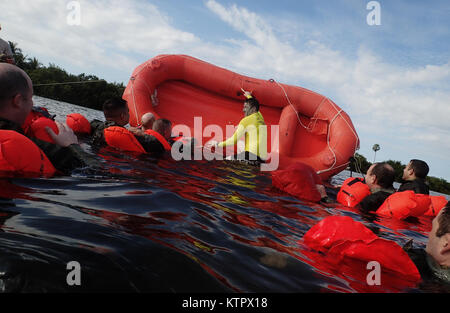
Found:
[210,91,267,164]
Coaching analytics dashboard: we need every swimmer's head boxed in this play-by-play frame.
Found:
[152,118,172,140]
[103,98,129,127]
[364,162,395,190]
[426,202,450,268]
[243,97,259,116]
[403,159,429,181]
[0,63,34,124]
[141,112,156,131]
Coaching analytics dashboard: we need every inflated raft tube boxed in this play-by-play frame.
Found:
[103,126,146,153]
[271,162,322,202]
[336,177,371,207]
[66,113,91,135]
[123,55,360,180]
[376,190,431,219]
[0,130,56,177]
[303,216,421,284]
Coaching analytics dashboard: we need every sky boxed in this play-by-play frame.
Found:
[1,0,449,180]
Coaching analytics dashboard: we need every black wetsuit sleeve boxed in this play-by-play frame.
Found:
[135,134,165,156]
[359,191,391,212]
[89,120,104,133]
[31,138,99,174]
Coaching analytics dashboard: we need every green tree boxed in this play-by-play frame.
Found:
[349,153,372,174]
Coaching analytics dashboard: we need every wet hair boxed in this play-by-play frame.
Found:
[436,202,450,237]
[0,66,29,106]
[102,98,128,118]
[371,162,395,189]
[245,97,260,111]
[409,159,429,179]
[152,118,172,136]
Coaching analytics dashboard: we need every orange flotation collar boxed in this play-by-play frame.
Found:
[0,130,56,177]
[103,126,146,153]
[22,108,58,143]
[424,195,448,217]
[302,216,421,289]
[66,113,91,134]
[271,162,323,202]
[337,177,371,207]
[144,129,172,151]
[376,190,431,219]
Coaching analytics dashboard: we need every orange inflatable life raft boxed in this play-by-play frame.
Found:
[144,129,172,151]
[66,113,91,134]
[337,177,371,207]
[123,55,360,180]
[103,126,146,153]
[376,190,431,219]
[0,130,56,177]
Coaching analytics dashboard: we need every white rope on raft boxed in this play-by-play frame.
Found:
[272,79,360,175]
[33,80,105,86]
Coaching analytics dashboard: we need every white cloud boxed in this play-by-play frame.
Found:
[0,0,199,72]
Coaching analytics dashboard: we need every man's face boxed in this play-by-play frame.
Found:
[402,162,413,180]
[119,107,130,126]
[426,209,450,266]
[18,76,34,124]
[243,102,251,115]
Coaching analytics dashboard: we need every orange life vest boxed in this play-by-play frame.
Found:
[336,177,371,207]
[66,113,91,134]
[424,195,448,217]
[103,126,146,153]
[22,108,58,143]
[144,129,172,151]
[0,130,56,177]
[376,190,431,219]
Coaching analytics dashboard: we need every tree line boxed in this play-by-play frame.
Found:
[9,42,125,111]
[350,153,450,195]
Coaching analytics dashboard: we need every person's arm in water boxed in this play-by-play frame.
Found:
[34,121,100,174]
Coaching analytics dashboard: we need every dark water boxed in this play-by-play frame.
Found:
[0,96,448,293]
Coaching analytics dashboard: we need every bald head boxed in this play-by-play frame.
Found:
[141,112,155,131]
[366,162,395,190]
[0,63,30,103]
[0,63,33,124]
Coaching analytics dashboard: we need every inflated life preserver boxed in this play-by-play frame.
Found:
[302,216,421,284]
[336,177,371,207]
[376,190,431,219]
[104,126,146,153]
[0,130,56,177]
[144,129,172,151]
[271,162,322,202]
[424,196,448,217]
[303,215,377,252]
[27,117,59,143]
[22,107,58,143]
[66,113,91,134]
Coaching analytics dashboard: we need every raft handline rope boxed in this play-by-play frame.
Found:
[273,79,359,175]
[33,80,105,87]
